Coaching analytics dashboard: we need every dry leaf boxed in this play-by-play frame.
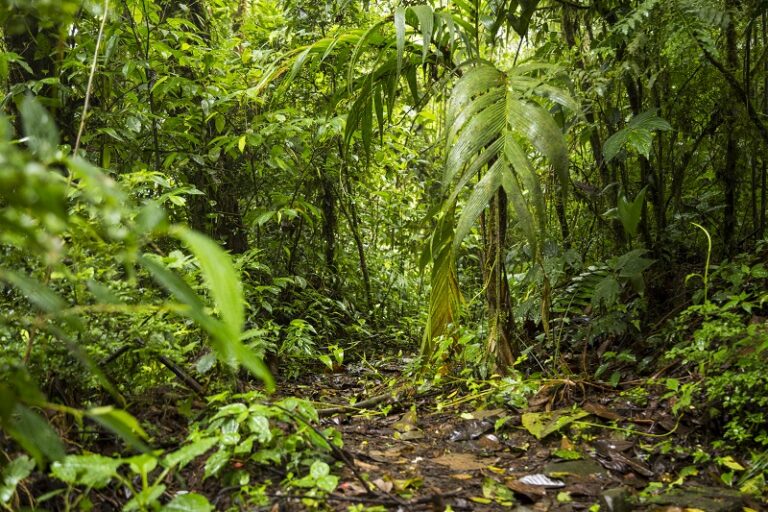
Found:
[433,452,495,471]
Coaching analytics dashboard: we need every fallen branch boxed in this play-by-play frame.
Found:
[318,391,401,417]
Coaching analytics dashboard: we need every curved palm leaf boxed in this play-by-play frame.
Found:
[444,63,570,252]
[422,63,572,356]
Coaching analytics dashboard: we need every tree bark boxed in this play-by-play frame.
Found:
[482,189,516,371]
[721,2,740,255]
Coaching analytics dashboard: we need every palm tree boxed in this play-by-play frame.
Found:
[258,0,574,371]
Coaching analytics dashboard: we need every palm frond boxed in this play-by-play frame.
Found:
[422,62,571,353]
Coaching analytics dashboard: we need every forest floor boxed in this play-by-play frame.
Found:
[67,357,767,512]
[259,360,763,512]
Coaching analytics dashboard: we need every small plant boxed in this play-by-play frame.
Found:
[319,344,345,372]
[664,254,768,448]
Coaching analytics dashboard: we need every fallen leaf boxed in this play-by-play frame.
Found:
[433,452,495,471]
[451,473,474,480]
[583,401,624,421]
[337,481,368,495]
[518,474,566,488]
[461,408,505,420]
[521,408,590,440]
[372,478,393,493]
[368,448,405,464]
[505,479,547,499]
[393,410,419,432]
[353,459,379,472]
[449,419,494,441]
[396,430,425,441]
[394,477,423,491]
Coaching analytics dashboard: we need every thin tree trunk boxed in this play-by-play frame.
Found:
[483,189,516,371]
[763,14,768,237]
[321,174,338,276]
[721,2,739,255]
[340,170,373,314]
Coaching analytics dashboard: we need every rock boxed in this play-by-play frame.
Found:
[600,487,631,512]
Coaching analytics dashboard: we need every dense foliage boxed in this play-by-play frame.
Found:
[2,0,768,508]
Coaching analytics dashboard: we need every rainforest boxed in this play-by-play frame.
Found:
[1,0,768,510]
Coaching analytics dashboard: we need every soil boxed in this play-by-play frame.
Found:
[18,360,766,511]
[266,363,765,511]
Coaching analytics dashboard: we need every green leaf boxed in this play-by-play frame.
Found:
[87,407,149,453]
[0,269,67,315]
[127,453,157,476]
[50,454,122,488]
[20,96,59,160]
[203,448,230,479]
[171,226,243,338]
[140,254,274,391]
[0,456,35,504]
[86,280,124,305]
[247,415,272,443]
[123,484,166,511]
[139,255,206,312]
[310,460,330,479]
[164,437,218,469]
[613,249,654,278]
[521,408,589,440]
[409,5,434,65]
[592,276,620,309]
[5,404,65,466]
[316,474,339,492]
[160,493,213,512]
[603,109,671,162]
[394,6,406,78]
[617,186,647,238]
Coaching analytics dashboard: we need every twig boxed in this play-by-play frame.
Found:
[317,391,400,417]
[269,403,410,508]
[73,0,110,164]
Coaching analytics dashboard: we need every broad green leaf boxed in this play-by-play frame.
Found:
[160,493,213,512]
[0,269,66,313]
[87,406,149,453]
[203,448,230,479]
[247,415,272,443]
[123,484,166,511]
[139,255,206,312]
[316,474,339,492]
[613,249,654,278]
[604,110,671,162]
[617,186,647,238]
[521,408,589,440]
[310,460,330,479]
[5,404,65,466]
[86,279,124,305]
[127,453,157,476]
[140,255,274,390]
[453,162,502,250]
[410,5,434,65]
[50,454,122,488]
[395,6,406,78]
[0,455,34,504]
[20,96,59,160]
[164,437,218,469]
[592,276,621,308]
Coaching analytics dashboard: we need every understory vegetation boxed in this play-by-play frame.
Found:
[1,0,768,510]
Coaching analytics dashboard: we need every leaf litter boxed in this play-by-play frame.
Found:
[276,362,767,511]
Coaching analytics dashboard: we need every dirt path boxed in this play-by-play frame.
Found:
[283,369,762,511]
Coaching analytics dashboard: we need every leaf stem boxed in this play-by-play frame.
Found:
[72,0,110,169]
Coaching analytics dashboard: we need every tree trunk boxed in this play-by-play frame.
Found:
[721,2,740,255]
[482,189,516,371]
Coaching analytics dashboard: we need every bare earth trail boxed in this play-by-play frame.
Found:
[273,366,763,512]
